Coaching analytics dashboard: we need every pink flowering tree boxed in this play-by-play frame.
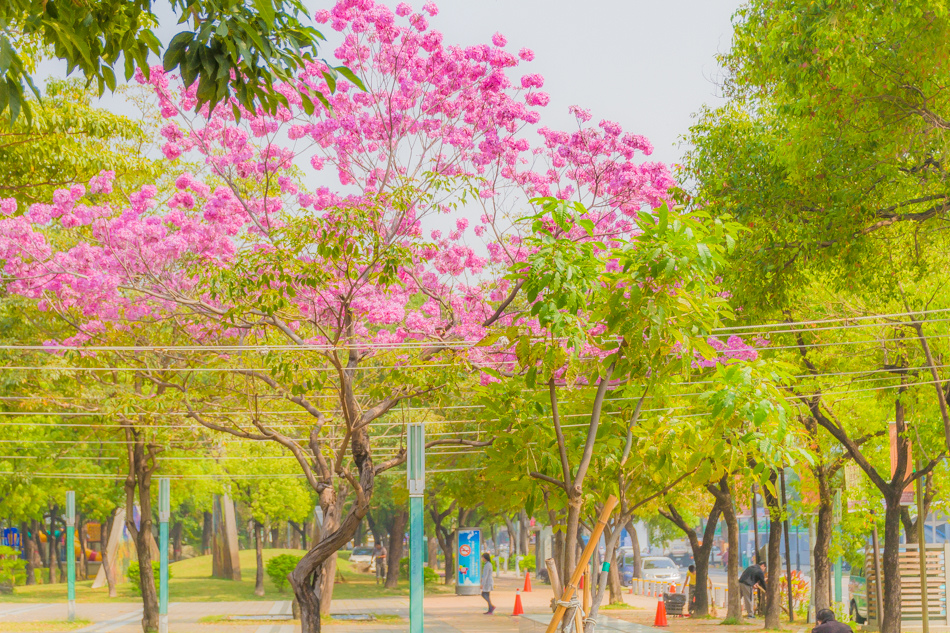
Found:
[0,2,677,630]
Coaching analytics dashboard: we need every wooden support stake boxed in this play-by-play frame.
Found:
[545,496,619,633]
[583,569,592,615]
[546,557,563,603]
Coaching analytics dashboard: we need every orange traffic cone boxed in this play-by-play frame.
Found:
[669,583,676,594]
[523,570,532,592]
[513,589,524,616]
[654,596,668,627]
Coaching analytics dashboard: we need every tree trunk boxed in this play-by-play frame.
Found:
[812,488,833,614]
[318,489,346,616]
[34,519,47,569]
[124,430,160,633]
[608,548,622,603]
[366,512,382,548]
[519,510,530,556]
[271,527,280,549]
[21,522,35,585]
[254,522,265,597]
[659,499,722,618]
[289,491,367,633]
[102,511,117,598]
[385,509,408,589]
[171,522,183,562]
[427,536,439,570]
[201,511,212,555]
[47,510,58,585]
[881,496,903,633]
[563,496,582,582]
[78,514,88,580]
[626,519,642,579]
[709,478,741,622]
[504,516,518,557]
[762,473,783,630]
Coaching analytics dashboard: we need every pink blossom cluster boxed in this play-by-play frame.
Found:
[0,0,680,365]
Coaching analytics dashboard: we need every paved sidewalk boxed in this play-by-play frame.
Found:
[0,584,663,633]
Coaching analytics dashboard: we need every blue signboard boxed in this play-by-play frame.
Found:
[457,528,481,590]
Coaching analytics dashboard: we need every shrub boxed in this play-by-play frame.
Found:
[126,561,170,595]
[398,557,439,585]
[266,554,301,593]
[0,545,25,590]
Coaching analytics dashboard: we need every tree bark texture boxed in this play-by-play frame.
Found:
[20,522,35,585]
[102,511,117,598]
[708,477,741,621]
[385,509,408,589]
[762,473,783,630]
[124,428,160,633]
[430,502,456,584]
[201,512,212,555]
[254,522,265,597]
[626,519,642,579]
[660,498,722,617]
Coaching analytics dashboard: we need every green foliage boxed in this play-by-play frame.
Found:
[0,0,352,125]
[126,560,171,595]
[397,557,439,585]
[265,554,300,593]
[0,544,25,589]
[683,0,950,308]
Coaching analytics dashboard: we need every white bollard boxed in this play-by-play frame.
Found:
[515,555,524,578]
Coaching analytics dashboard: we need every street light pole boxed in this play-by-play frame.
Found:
[159,478,170,633]
[407,423,425,633]
[66,491,76,622]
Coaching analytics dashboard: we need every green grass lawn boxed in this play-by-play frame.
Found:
[0,549,451,603]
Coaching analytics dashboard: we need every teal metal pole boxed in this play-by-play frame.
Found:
[66,491,75,622]
[159,478,170,633]
[407,423,425,633]
[410,496,424,632]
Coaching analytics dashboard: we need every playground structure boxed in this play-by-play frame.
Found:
[3,525,101,562]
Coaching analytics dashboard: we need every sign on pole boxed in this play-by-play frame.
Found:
[66,491,76,622]
[159,478,170,633]
[407,423,425,633]
[456,528,481,595]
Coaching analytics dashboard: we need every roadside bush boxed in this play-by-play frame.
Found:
[266,554,301,593]
[0,545,25,590]
[126,561,170,595]
[398,557,439,585]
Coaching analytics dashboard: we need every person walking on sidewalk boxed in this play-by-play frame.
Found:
[480,553,495,614]
[739,561,766,619]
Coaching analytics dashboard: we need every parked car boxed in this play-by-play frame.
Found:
[641,557,683,585]
[619,554,683,586]
[350,546,376,573]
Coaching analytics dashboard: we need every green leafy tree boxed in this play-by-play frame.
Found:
[0,0,352,124]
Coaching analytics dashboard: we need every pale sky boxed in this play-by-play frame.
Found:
[38,0,745,170]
